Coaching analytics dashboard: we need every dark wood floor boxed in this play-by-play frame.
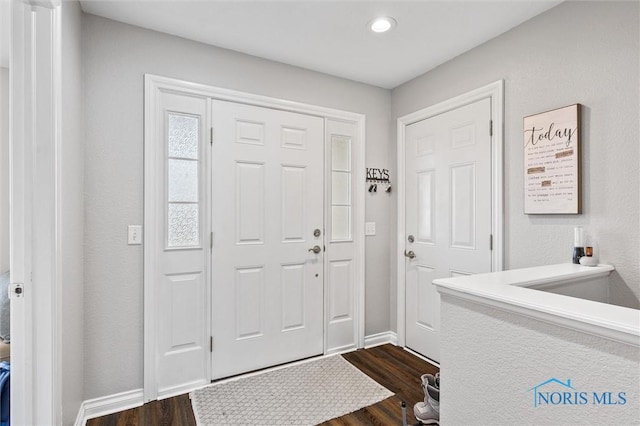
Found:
[87,344,438,426]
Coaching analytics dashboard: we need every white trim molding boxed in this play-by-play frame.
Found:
[364,331,398,348]
[396,80,505,347]
[75,389,145,426]
[10,1,64,424]
[144,74,367,401]
[325,343,358,356]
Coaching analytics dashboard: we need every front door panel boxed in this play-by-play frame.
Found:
[211,101,324,379]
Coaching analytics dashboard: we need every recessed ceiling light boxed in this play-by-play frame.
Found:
[368,17,397,33]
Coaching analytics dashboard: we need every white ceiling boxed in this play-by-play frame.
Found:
[1,1,563,88]
[79,0,562,88]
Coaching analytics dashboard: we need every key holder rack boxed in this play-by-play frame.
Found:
[366,167,391,193]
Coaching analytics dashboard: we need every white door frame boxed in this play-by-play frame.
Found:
[396,80,504,347]
[144,74,366,401]
[10,0,63,424]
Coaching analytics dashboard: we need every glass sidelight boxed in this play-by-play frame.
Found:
[166,113,200,248]
[330,136,352,241]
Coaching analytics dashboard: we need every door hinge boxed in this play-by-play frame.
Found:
[489,120,493,137]
[210,127,213,145]
[210,336,213,352]
[489,234,493,251]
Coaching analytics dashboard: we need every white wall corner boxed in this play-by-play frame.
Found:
[75,389,144,426]
[364,331,398,348]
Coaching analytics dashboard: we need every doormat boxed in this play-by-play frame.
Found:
[190,355,394,425]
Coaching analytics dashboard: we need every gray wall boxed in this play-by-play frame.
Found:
[61,1,85,424]
[82,14,391,398]
[82,0,639,402]
[390,1,640,329]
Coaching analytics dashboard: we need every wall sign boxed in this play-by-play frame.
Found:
[366,168,391,193]
[523,104,581,214]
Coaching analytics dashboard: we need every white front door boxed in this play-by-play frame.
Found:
[211,100,324,379]
[404,98,492,362]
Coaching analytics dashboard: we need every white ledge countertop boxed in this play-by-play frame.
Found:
[433,263,640,347]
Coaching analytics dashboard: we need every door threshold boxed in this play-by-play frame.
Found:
[403,346,440,369]
[211,352,334,385]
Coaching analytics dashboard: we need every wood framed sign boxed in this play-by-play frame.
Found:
[523,104,581,214]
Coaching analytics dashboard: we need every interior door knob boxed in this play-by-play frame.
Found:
[404,250,416,259]
[308,245,321,254]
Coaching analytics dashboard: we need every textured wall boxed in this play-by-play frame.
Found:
[391,0,640,327]
[82,14,391,399]
[441,295,640,425]
[61,1,85,423]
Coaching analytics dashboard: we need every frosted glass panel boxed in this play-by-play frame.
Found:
[417,170,434,244]
[331,206,351,240]
[168,114,198,159]
[168,203,199,247]
[168,159,198,202]
[332,137,351,171]
[332,171,350,205]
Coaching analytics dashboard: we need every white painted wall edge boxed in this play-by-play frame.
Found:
[433,263,640,347]
[74,388,144,426]
[11,2,65,424]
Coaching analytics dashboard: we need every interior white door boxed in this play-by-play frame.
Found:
[211,100,324,379]
[404,98,492,362]
[153,90,210,397]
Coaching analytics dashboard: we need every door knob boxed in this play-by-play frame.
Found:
[308,245,321,254]
[404,250,416,259]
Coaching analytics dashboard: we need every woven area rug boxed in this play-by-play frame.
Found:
[190,355,394,425]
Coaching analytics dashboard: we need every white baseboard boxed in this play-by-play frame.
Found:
[158,379,209,401]
[325,343,357,356]
[75,388,144,426]
[364,331,398,348]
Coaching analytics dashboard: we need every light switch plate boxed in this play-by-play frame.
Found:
[128,225,142,245]
[365,222,376,236]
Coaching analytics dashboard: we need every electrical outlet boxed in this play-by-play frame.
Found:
[365,222,376,236]
[128,225,142,245]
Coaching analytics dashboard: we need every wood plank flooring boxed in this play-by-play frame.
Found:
[87,344,438,426]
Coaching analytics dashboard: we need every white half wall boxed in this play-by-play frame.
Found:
[390,1,640,332]
[82,14,391,399]
[440,295,639,425]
